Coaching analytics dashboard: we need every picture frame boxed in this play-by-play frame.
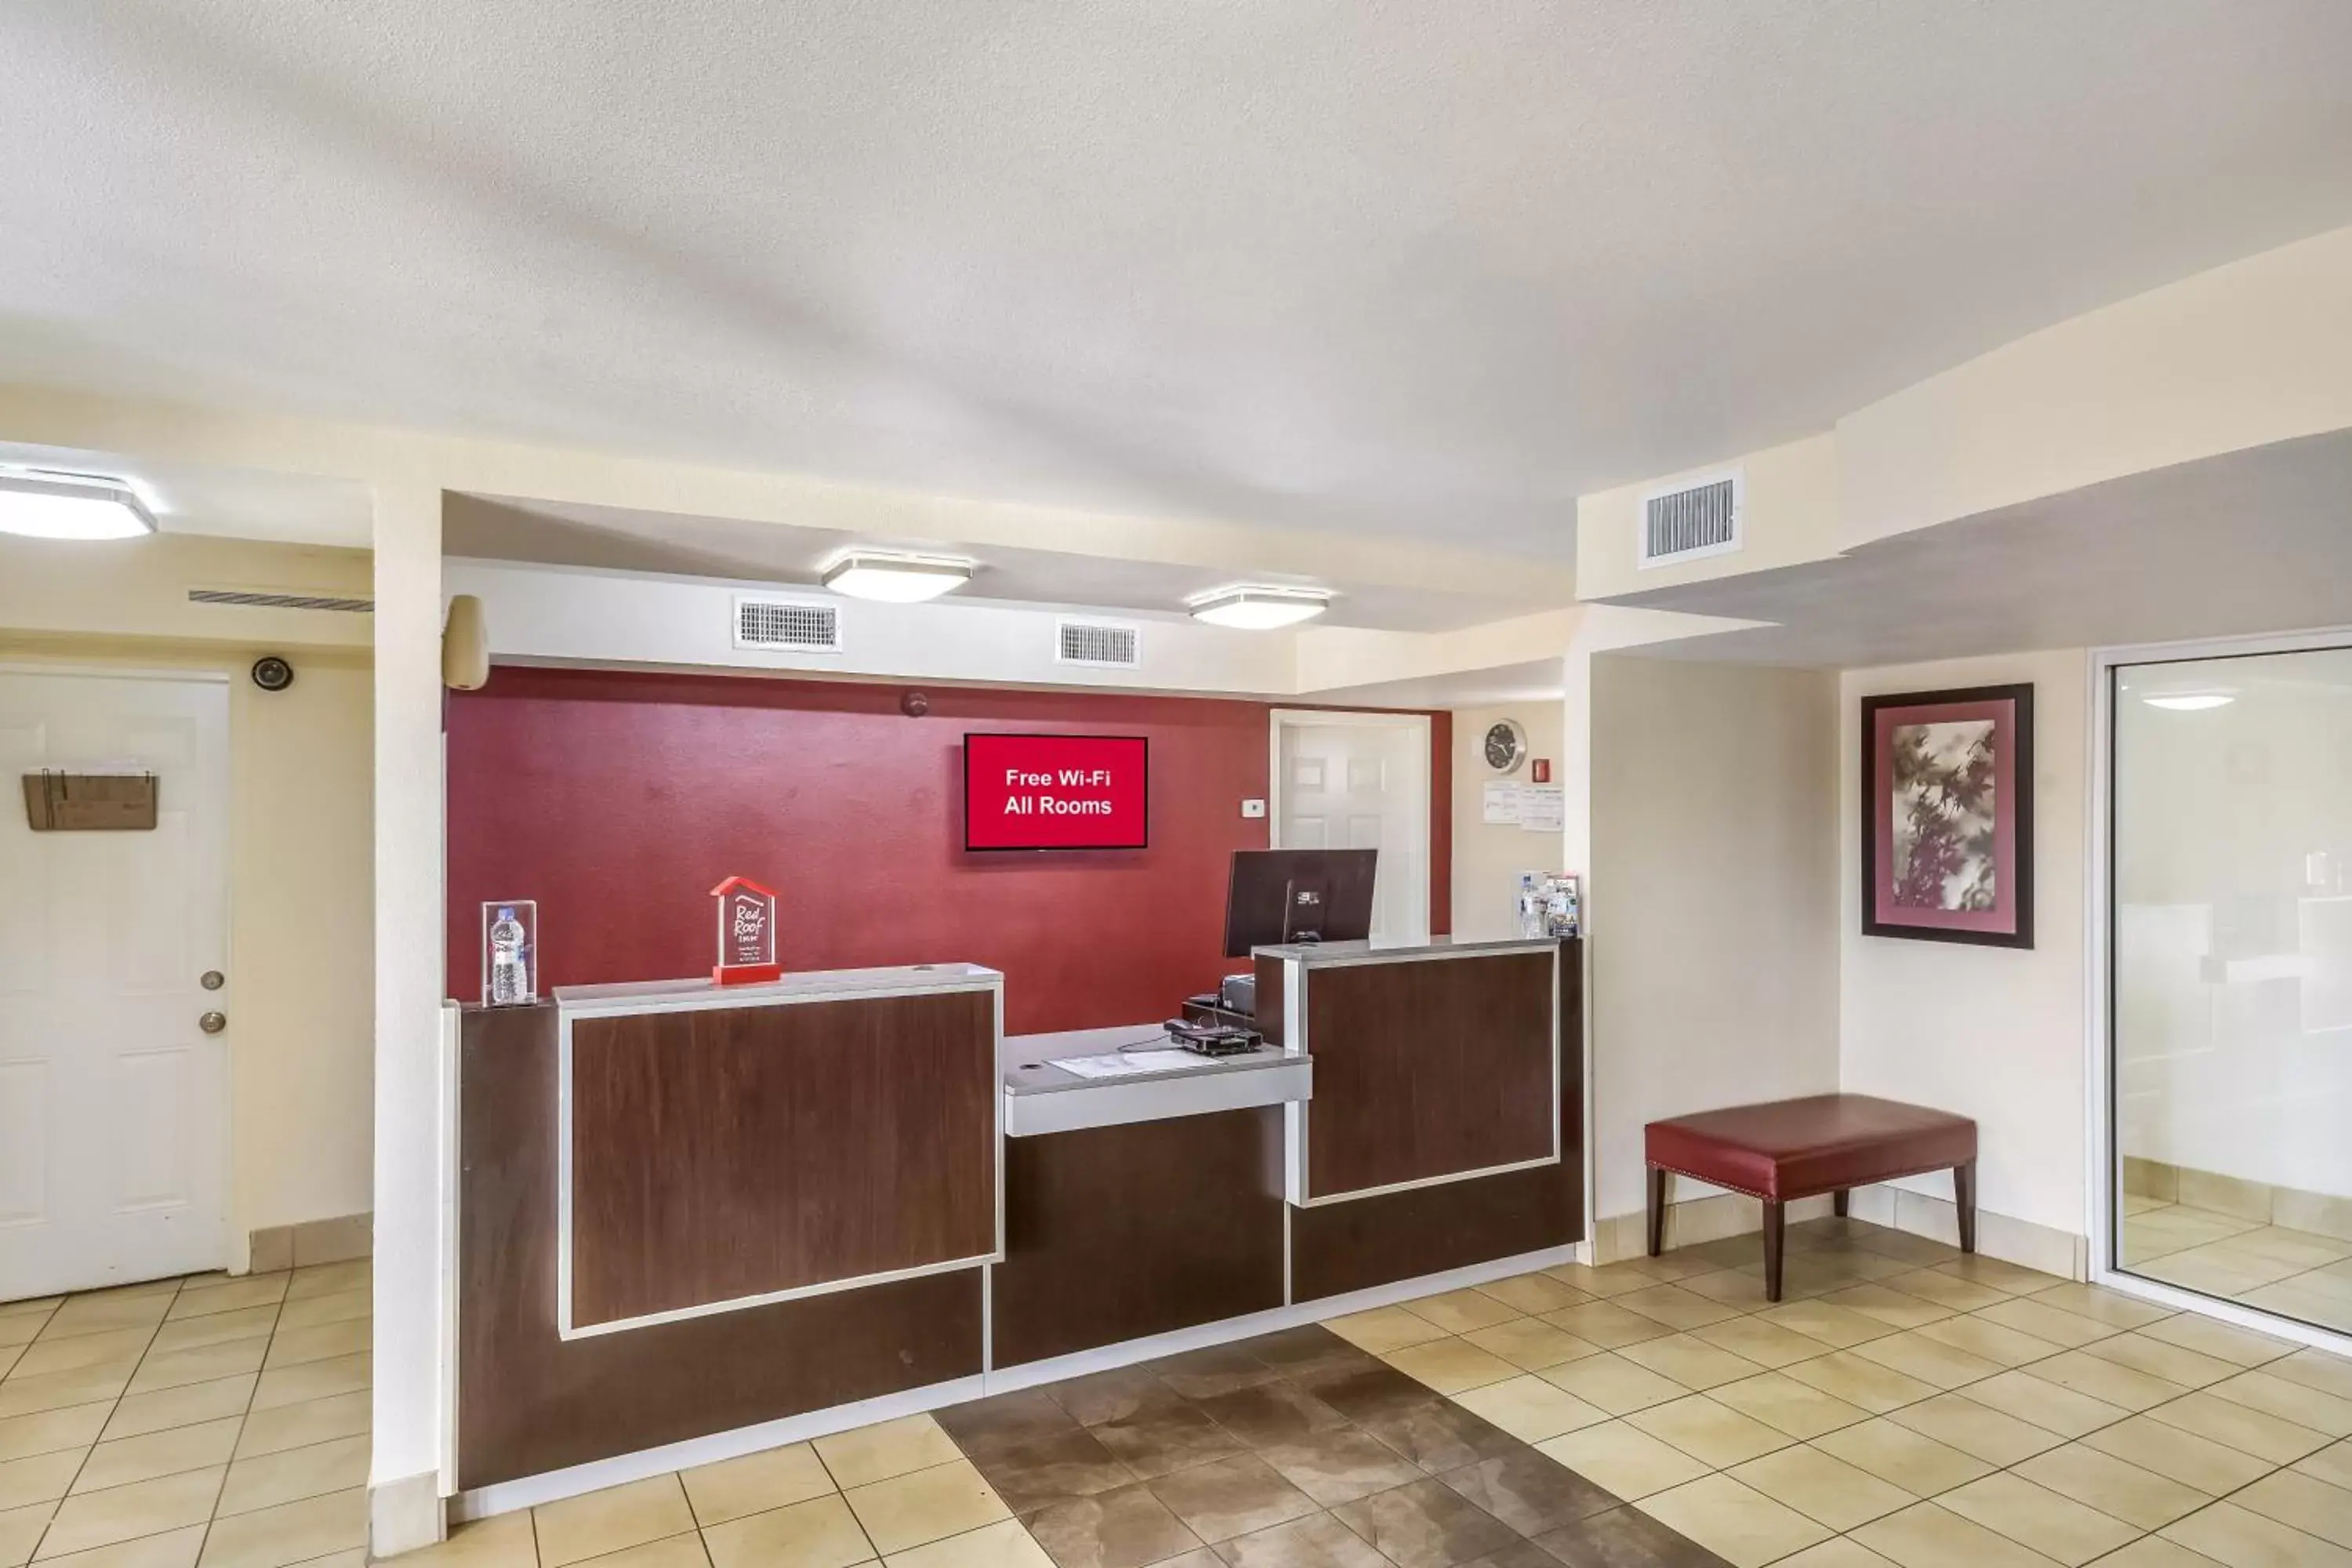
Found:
[1860,683,2034,949]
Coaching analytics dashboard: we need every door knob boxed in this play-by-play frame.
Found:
[201,971,225,991]
[198,1011,227,1035]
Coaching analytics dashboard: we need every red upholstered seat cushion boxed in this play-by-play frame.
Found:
[1645,1094,1977,1202]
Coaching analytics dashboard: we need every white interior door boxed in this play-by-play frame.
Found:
[0,670,230,1299]
[1272,713,1431,944]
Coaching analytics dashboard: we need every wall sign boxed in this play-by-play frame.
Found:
[711,875,782,983]
[964,733,1149,851]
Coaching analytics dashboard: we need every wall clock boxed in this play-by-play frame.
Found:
[1483,719,1528,773]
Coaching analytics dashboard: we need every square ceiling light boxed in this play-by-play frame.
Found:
[819,550,975,603]
[1187,585,1330,630]
[0,471,157,540]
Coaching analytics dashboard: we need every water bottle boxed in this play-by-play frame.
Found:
[489,906,529,1004]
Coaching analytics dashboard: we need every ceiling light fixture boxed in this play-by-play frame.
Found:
[1187,585,1331,630]
[2142,692,2235,712]
[818,550,975,604]
[0,470,156,541]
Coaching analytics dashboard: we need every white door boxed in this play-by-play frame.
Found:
[1272,713,1431,944]
[0,671,230,1299]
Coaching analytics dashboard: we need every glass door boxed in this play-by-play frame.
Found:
[2110,644,2352,1335]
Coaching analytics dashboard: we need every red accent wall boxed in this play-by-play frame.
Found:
[445,668,1451,1035]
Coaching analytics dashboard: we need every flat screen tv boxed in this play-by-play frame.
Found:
[964,732,1149,851]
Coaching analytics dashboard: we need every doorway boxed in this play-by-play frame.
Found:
[0,669,231,1298]
[1269,710,1432,944]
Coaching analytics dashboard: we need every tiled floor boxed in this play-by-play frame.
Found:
[20,1218,2352,1568]
[0,1261,372,1568]
[2122,1195,2352,1335]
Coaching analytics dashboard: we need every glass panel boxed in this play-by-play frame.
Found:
[2112,647,2352,1334]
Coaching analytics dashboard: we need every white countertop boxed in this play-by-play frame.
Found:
[1251,935,1561,966]
[1000,1022,1312,1137]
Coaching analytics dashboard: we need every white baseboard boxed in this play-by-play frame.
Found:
[369,1470,444,1559]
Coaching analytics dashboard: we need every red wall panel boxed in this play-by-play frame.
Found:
[446,668,1450,1035]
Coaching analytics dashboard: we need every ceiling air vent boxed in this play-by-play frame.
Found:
[1638,470,1744,569]
[732,594,840,653]
[188,588,373,612]
[1056,619,1140,669]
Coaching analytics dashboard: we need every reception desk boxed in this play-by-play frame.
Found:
[456,938,1581,1501]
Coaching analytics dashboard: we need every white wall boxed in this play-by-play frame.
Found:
[1450,703,1565,941]
[1839,648,2090,1241]
[1588,655,1842,1222]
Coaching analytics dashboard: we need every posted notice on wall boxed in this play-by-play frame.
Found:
[1483,780,1523,824]
[1484,780,1564,832]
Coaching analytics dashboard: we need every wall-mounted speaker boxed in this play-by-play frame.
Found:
[443,594,489,691]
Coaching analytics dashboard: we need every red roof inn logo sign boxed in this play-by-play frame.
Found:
[711,876,782,985]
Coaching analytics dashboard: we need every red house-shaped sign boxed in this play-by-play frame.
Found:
[710,876,782,985]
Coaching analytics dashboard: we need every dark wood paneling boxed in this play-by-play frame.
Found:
[1303,950,1555,1199]
[1292,941,1584,1301]
[568,990,996,1328]
[460,1004,984,1490]
[1253,956,1287,1049]
[993,1109,1286,1368]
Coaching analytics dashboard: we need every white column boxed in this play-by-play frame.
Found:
[369,485,447,1556]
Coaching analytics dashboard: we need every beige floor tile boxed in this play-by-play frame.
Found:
[1450,1374,1609,1442]
[2089,1534,2227,1566]
[234,1394,366,1461]
[812,1417,963,1492]
[35,1466,225,1559]
[2024,1352,2187,1414]
[1624,1394,1794,1468]
[257,1323,365,1374]
[1379,1338,1516,1395]
[1474,1272,1589,1317]
[842,1460,1009,1556]
[33,1523,208,1568]
[1852,1501,2068,1568]
[535,1476,698,1568]
[563,1534,705,1568]
[1911,1315,2065,1370]
[101,1379,256,1443]
[1460,1318,1600,1372]
[1693,1316,1837,1370]
[165,1279,287,1323]
[1813,1419,1994,1497]
[2146,1390,2332,1465]
[2206,1369,2352,1438]
[2014,1441,2206,1531]
[880,1517,1052,1568]
[1615,1334,1766,1392]
[1708,1371,1871,1440]
[1542,1261,1675,1300]
[1937,1472,2137,1566]
[38,1296,171,1344]
[1961,1369,2129,1439]
[1729,1444,1911,1531]
[1811,1287,1955,1334]
[125,1339,268,1397]
[702,1494,873,1568]
[392,1512,539,1568]
[1935,1257,2067,1297]
[1534,1421,1712,1501]
[2232,1468,2352,1549]
[1538,1302,1674,1350]
[0,1453,82,1513]
[1969,1298,2122,1352]
[2082,1414,2278,1494]
[249,1355,367,1414]
[2024,1284,2174,1331]
[1777,1351,1941,1416]
[143,1309,279,1360]
[1850,1330,2006,1392]
[1882,1271,2012,1316]
[282,1266,368,1304]
[0,1323,48,1354]
[1318,1307,1446,1356]
[1400,1288,1522,1336]
[216,1436,370,1517]
[0,1501,53,1568]
[2162,1499,2352,1567]
[1633,1473,1833,1568]
[2078,1333,2243,1391]
[268,1293,365,1337]
[0,1367,133,1421]
[2270,1352,2352,1403]
[193,1486,366,1568]
[1613,1285,1743,1332]
[2301,1439,2352,1490]
[2132,1314,2296,1370]
[682,1443,834,1526]
[0,1407,111,1466]
[1772,1542,1904,1568]
[12,1330,152,1382]
[1671,1269,1779,1313]
[1886,1394,2064,1467]
[73,1418,243,1494]
[1535,1352,1689,1416]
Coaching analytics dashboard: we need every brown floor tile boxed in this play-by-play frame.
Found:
[1041,1368,1189,1430]
[1328,1476,1518,1568]
[1091,1402,1247,1481]
[1240,1328,1380,1385]
[1354,1401,1522,1475]
[1207,1511,1388,1567]
[1022,1480,1202,1568]
[964,1426,1136,1515]
[1288,1363,1443,1428]
[936,1392,1082,1457]
[1437,1446,1616,1535]
[1152,1348,1281,1402]
[1192,1383,1348,1450]
[1254,1429,1422,1508]
[1148,1454,1319,1544]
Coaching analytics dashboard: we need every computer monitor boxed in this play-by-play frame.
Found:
[1222,848,1377,958]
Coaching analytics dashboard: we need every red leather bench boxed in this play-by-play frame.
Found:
[1645,1094,1978,1301]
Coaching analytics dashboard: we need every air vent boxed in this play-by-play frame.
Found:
[1638,470,1744,568]
[188,588,373,612]
[1056,619,1140,669]
[732,594,840,652]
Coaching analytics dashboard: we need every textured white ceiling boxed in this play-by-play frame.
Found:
[3,3,2350,562]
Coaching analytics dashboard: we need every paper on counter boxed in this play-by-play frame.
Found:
[1048,1049,1200,1079]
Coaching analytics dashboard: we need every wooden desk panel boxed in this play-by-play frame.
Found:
[1301,949,1555,1200]
[568,989,997,1331]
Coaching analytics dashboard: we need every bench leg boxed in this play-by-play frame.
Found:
[1762,1200,1785,1302]
[1646,1167,1667,1258]
[1955,1160,1978,1254]
[1833,1189,1849,1219]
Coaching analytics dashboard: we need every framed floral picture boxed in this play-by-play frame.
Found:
[1860,683,2034,948]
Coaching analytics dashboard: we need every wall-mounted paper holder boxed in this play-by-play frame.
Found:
[21,771,158,832]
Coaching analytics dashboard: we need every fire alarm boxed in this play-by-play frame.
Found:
[900,690,931,717]
[250,655,295,692]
